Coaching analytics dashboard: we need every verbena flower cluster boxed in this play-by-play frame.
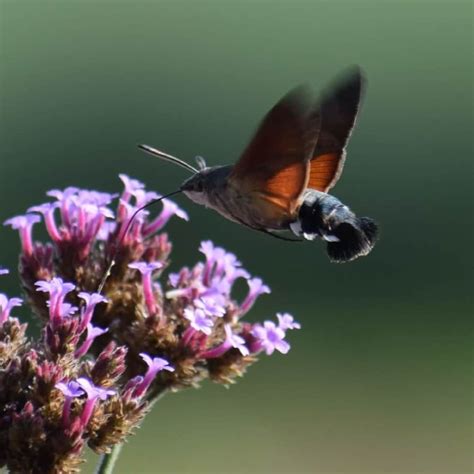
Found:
[0,175,300,473]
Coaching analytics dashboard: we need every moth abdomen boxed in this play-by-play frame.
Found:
[292,189,378,262]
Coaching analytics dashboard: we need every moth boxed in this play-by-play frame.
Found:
[139,67,378,262]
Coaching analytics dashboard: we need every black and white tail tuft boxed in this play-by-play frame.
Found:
[326,216,378,262]
[292,190,378,262]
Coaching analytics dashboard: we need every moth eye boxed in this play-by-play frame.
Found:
[195,181,204,192]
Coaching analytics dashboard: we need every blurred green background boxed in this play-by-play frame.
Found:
[0,1,472,473]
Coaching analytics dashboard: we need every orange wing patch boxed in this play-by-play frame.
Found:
[257,160,309,213]
[308,152,346,193]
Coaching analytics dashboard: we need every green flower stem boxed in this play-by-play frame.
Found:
[95,387,169,474]
[95,443,123,474]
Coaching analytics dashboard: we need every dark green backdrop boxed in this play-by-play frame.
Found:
[0,1,471,473]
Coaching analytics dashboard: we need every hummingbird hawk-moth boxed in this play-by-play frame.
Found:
[139,67,378,263]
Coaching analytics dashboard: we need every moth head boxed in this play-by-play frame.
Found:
[180,171,210,205]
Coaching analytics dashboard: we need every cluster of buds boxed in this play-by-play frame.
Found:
[0,175,300,472]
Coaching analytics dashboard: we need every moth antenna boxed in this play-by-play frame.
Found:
[97,189,182,294]
[194,155,207,170]
[138,144,199,174]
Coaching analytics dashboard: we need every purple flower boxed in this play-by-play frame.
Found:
[47,187,79,228]
[76,190,117,207]
[0,267,9,276]
[44,187,116,254]
[251,321,290,355]
[142,198,189,237]
[77,377,116,400]
[221,257,250,288]
[168,272,180,288]
[76,377,115,428]
[134,353,174,398]
[28,202,61,241]
[46,301,78,318]
[202,244,244,283]
[82,203,114,220]
[78,292,108,308]
[56,380,85,398]
[132,189,160,208]
[35,277,75,295]
[75,323,109,358]
[47,186,80,201]
[4,214,41,256]
[119,174,145,203]
[201,241,250,294]
[117,198,147,224]
[213,250,239,279]
[200,241,225,284]
[277,313,301,331]
[224,325,250,356]
[239,277,271,315]
[165,277,205,301]
[48,188,116,208]
[128,261,163,274]
[56,380,85,427]
[96,221,117,241]
[129,261,163,316]
[78,291,108,330]
[0,294,23,324]
[184,306,214,335]
[199,240,218,262]
[35,278,75,323]
[194,297,225,318]
[122,375,145,401]
[166,241,252,310]
[201,324,250,358]
[77,204,112,248]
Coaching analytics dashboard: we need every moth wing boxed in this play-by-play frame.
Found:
[230,86,320,220]
[308,67,365,192]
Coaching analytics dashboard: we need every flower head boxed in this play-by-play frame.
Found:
[0,174,301,472]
